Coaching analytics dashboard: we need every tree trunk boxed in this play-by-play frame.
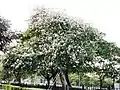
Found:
[100,79,102,90]
[18,77,21,84]
[64,71,72,87]
[59,70,69,90]
[112,78,115,89]
[54,77,56,88]
[60,73,66,89]
[47,79,50,89]
[15,75,21,85]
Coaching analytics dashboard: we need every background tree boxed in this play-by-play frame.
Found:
[107,62,120,89]
[0,16,22,83]
[92,56,120,89]
[0,16,21,52]
[2,43,32,84]
[89,39,120,89]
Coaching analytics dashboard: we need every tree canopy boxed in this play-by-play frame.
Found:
[2,8,120,89]
[20,8,106,87]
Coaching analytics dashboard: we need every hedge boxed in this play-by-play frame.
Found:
[2,84,29,90]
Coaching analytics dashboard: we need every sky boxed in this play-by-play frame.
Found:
[0,0,120,46]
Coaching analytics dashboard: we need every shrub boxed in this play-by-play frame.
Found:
[2,84,29,90]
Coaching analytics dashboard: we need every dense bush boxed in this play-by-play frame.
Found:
[2,84,29,90]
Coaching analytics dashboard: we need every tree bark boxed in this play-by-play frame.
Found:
[64,71,72,87]
[60,73,66,89]
[47,79,50,89]
[100,79,102,90]
[112,78,115,89]
[59,70,69,90]
[15,74,21,85]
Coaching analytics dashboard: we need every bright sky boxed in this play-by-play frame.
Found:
[0,0,120,46]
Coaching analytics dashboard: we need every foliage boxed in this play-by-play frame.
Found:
[2,7,120,88]
[69,73,112,86]
[2,84,29,90]
[2,43,32,83]
[0,16,22,81]
[0,16,21,52]
[21,8,105,82]
[86,39,120,89]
